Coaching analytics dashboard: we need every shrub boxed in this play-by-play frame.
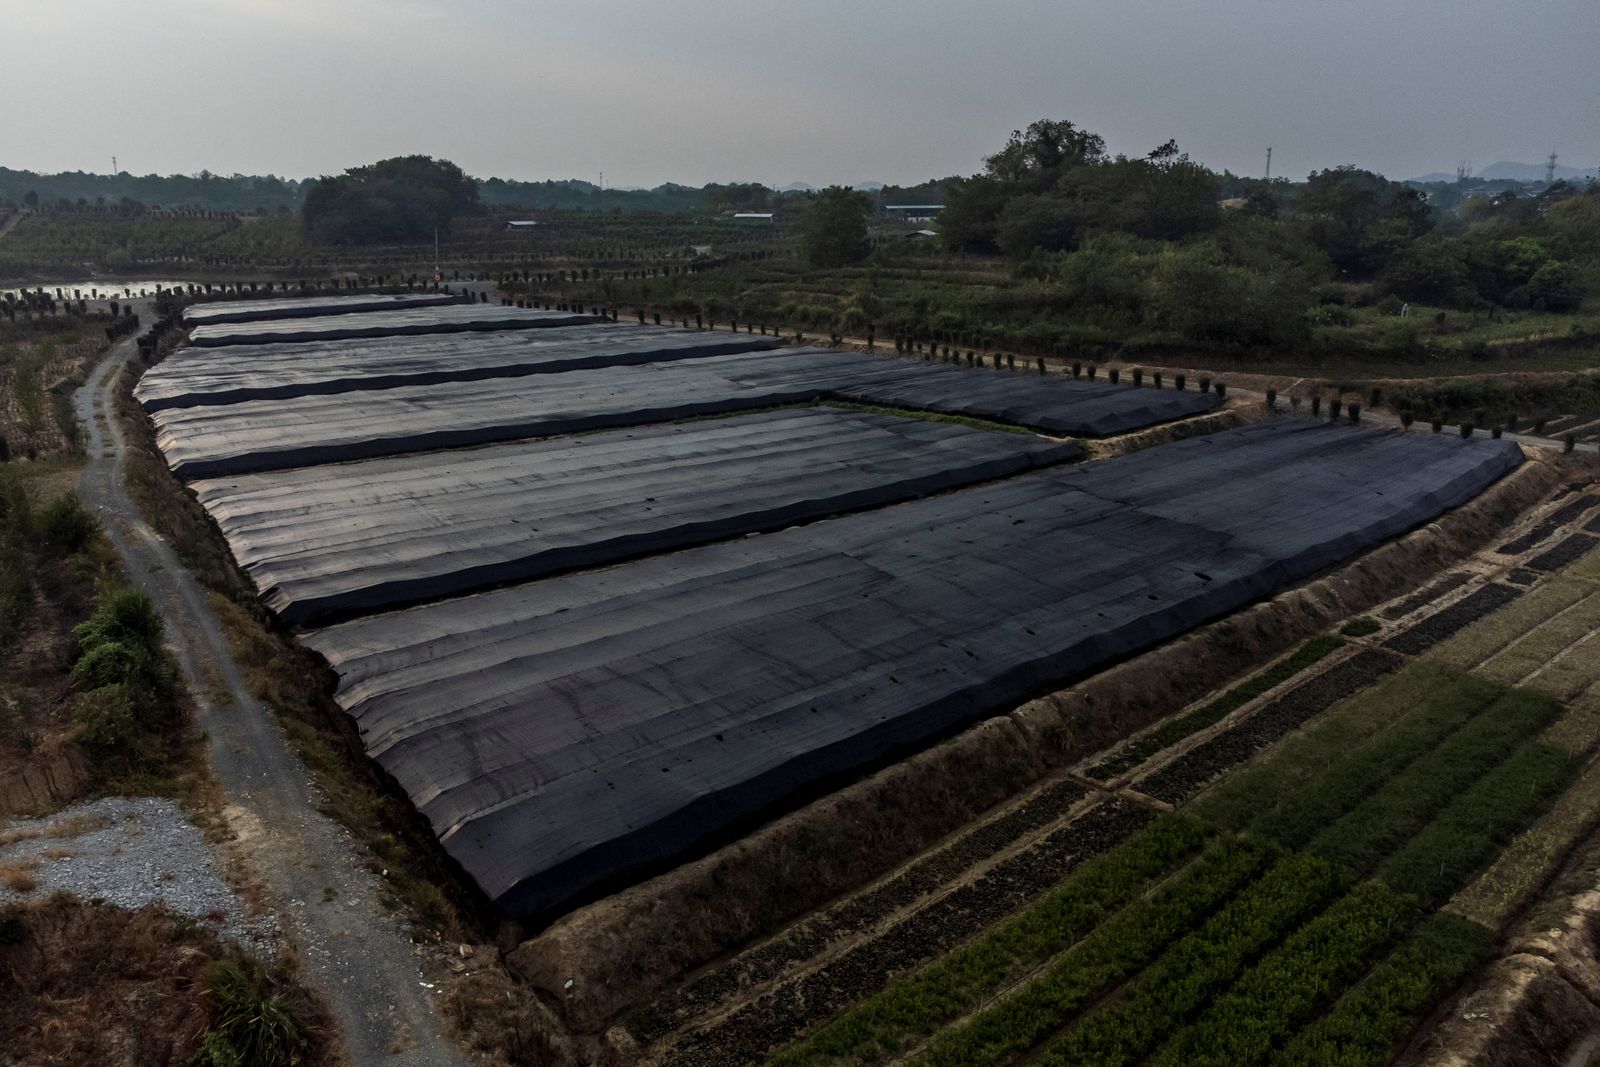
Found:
[37,494,99,554]
[1153,372,1163,388]
[1132,369,1143,387]
[1087,365,1098,380]
[1400,410,1414,429]
[1369,387,1383,408]
[1491,426,1503,439]
[1108,368,1120,385]
[1265,388,1277,410]
[1214,381,1227,399]
[1432,417,1443,433]
[1175,374,1186,391]
[1340,617,1381,637]
[1071,360,1082,379]
[1311,396,1322,417]
[1330,399,1343,422]
[1348,402,1361,425]
[196,957,311,1067]
[1198,376,1211,393]
[1460,423,1475,438]
[1566,434,1576,453]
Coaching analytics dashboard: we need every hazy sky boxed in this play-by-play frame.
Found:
[4,0,1595,187]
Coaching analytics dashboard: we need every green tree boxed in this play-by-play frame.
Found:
[800,186,870,268]
[302,155,479,245]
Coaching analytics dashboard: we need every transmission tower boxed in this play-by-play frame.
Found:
[1546,151,1559,184]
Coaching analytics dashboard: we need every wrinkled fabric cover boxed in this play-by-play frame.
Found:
[186,304,601,346]
[191,408,1080,625]
[181,293,457,326]
[147,347,1219,477]
[303,421,1523,917]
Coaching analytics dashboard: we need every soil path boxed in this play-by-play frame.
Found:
[74,304,472,1067]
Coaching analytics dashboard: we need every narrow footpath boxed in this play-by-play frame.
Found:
[74,305,472,1067]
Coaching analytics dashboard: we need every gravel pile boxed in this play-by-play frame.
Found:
[0,795,275,953]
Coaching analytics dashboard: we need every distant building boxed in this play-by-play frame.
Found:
[690,244,713,255]
[732,212,774,222]
[884,204,943,222]
[505,220,541,231]
[904,229,940,240]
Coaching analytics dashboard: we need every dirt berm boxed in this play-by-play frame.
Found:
[512,449,1565,1033]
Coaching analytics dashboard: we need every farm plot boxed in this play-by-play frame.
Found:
[135,324,788,411]
[190,408,1080,625]
[185,303,601,346]
[180,291,456,326]
[632,502,1600,1067]
[299,422,1521,917]
[146,345,1219,478]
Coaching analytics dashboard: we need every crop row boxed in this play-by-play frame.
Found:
[762,815,1214,1067]
[1528,532,1600,572]
[1380,582,1524,655]
[904,835,1270,1067]
[1137,648,1401,804]
[1496,493,1598,554]
[1086,635,1345,780]
[661,799,1155,1066]
[629,779,1089,1043]
[1302,686,1561,875]
[1241,667,1507,849]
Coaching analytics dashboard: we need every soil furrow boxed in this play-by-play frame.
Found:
[1381,583,1525,656]
[1135,649,1402,806]
[628,779,1090,1044]
[655,799,1154,1067]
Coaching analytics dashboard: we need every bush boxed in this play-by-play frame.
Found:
[1330,399,1343,422]
[1132,369,1143,387]
[1213,381,1227,399]
[37,494,99,553]
[1432,417,1443,433]
[1348,402,1361,425]
[196,957,311,1067]
[1175,374,1186,391]
[1108,368,1120,385]
[1311,396,1322,417]
[1400,411,1414,429]
[1460,423,1475,438]
[1198,376,1211,393]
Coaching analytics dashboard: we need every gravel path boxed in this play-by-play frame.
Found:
[0,795,275,953]
[73,305,473,1067]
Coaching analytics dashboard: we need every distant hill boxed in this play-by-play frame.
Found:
[1410,161,1597,184]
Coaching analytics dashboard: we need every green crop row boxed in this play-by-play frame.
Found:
[1088,636,1345,779]
[761,814,1209,1067]
[1377,737,1579,906]
[1153,880,1420,1066]
[1192,663,1477,833]
[907,836,1270,1067]
[1271,912,1496,1067]
[1247,671,1506,849]
[1304,688,1561,876]
[1031,852,1346,1067]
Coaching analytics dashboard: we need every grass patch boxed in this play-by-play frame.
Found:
[1338,617,1380,637]
[0,894,334,1066]
[1088,635,1345,780]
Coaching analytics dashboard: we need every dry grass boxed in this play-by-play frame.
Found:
[1478,592,1600,689]
[0,894,338,1067]
[0,856,39,892]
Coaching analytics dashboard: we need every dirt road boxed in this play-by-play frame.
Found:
[74,307,472,1067]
